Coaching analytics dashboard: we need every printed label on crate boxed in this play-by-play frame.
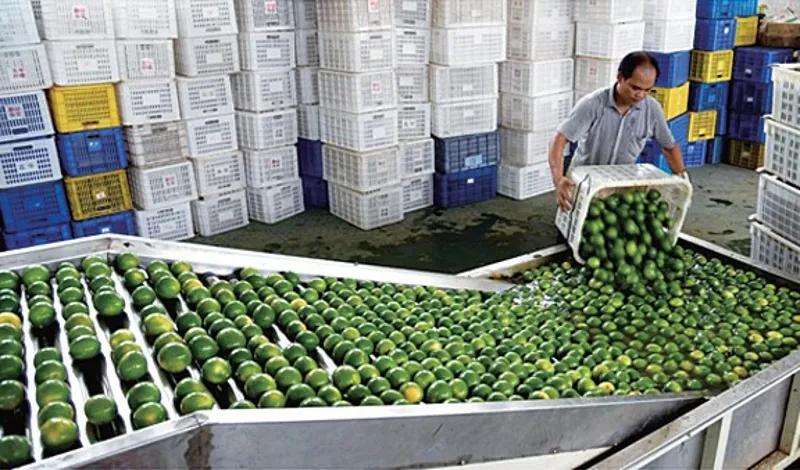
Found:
[466,178,475,184]
[213,165,230,177]
[264,0,278,13]
[72,4,89,19]
[463,109,475,118]
[206,53,224,65]
[464,154,483,168]
[409,189,422,202]
[273,128,284,140]
[78,58,100,72]
[402,43,416,55]
[15,159,38,174]
[202,6,220,18]
[399,76,414,87]
[4,105,25,120]
[100,226,112,233]
[160,221,178,234]
[401,119,416,129]
[269,80,284,92]
[267,48,282,59]
[207,131,223,145]
[370,49,384,60]
[403,1,417,11]
[371,81,382,94]
[87,140,102,152]
[218,209,235,221]
[373,126,386,138]
[139,7,158,19]
[140,58,156,73]
[142,92,162,107]
[200,88,217,99]
[368,0,381,13]
[163,175,178,187]
[9,66,27,81]
[95,190,107,200]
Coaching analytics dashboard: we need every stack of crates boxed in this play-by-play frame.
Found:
[432,0,506,208]
[497,1,572,200]
[318,0,401,230]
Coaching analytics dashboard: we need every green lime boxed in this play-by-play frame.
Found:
[40,417,78,451]
[0,379,25,410]
[0,354,23,381]
[202,357,232,384]
[34,360,67,384]
[176,312,202,334]
[155,277,181,300]
[132,402,167,429]
[196,298,222,317]
[0,324,19,341]
[26,281,51,297]
[37,401,74,425]
[275,366,303,390]
[230,399,255,409]
[131,285,157,308]
[257,389,286,408]
[170,261,192,276]
[112,341,141,364]
[109,329,136,350]
[317,385,343,405]
[216,327,246,352]
[89,276,115,293]
[228,348,253,369]
[58,287,84,304]
[36,379,71,407]
[153,332,183,351]
[425,380,453,403]
[174,378,207,401]
[0,270,19,291]
[304,368,330,390]
[139,304,166,319]
[21,265,49,287]
[179,391,215,414]
[28,301,56,329]
[34,347,62,367]
[81,255,106,272]
[235,361,262,384]
[62,301,89,319]
[85,263,112,281]
[126,382,161,410]
[93,290,125,317]
[189,335,220,362]
[69,335,101,361]
[0,339,22,358]
[117,350,148,382]
[144,313,176,337]
[264,356,290,376]
[124,268,147,289]
[293,356,318,376]
[286,383,316,405]
[400,382,423,404]
[0,435,31,466]
[64,313,93,332]
[115,253,139,272]
[157,342,192,374]
[360,395,383,406]
[67,325,95,342]
[84,395,117,425]
[0,312,20,329]
[245,373,277,400]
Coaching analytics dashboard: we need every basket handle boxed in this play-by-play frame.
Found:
[567,173,591,241]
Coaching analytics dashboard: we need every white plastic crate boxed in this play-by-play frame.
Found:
[319,31,395,72]
[116,80,181,126]
[0,137,61,188]
[756,173,800,244]
[244,146,298,187]
[500,59,574,98]
[128,160,199,209]
[295,29,319,67]
[294,0,317,30]
[116,40,176,81]
[395,28,430,65]
[431,99,497,138]
[113,0,178,39]
[246,179,304,224]
[297,104,320,140]
[322,144,400,192]
[177,75,234,119]
[135,202,195,240]
[185,113,239,157]
[175,0,237,37]
[396,66,428,103]
[45,40,119,85]
[328,183,403,230]
[574,0,644,23]
[507,0,574,26]
[574,57,617,94]
[575,21,646,60]
[296,67,319,104]
[399,138,434,177]
[643,19,695,53]
[239,32,296,70]
[125,121,189,168]
[189,150,245,196]
[429,64,498,103]
[175,35,240,77]
[236,109,299,150]
[191,189,249,236]
[764,118,800,189]
[773,64,800,131]
[431,0,506,27]
[401,174,433,213]
[231,70,296,112]
[319,107,398,152]
[498,162,554,200]
[500,127,551,166]
[40,0,114,40]
[642,0,697,20]
[507,21,574,62]
[398,103,431,142]
[319,69,396,113]
[0,0,40,46]
[316,0,393,32]
[394,0,430,28]
[499,91,573,133]
[235,0,295,32]
[575,89,591,103]
[750,222,800,282]
[430,26,506,66]
[0,91,54,144]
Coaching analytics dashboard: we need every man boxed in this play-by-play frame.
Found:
[549,51,687,210]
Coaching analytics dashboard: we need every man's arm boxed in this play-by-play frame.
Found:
[549,132,574,210]
[662,144,687,176]
[650,101,687,176]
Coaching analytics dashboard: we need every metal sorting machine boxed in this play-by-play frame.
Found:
[1,234,797,469]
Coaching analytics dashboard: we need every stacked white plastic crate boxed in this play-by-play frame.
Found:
[317,0,403,230]
[498,0,574,200]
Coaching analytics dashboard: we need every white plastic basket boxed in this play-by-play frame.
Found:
[574,0,644,23]
[45,40,119,85]
[772,64,800,131]
[401,174,433,213]
[125,121,189,168]
[498,162,554,200]
[396,66,428,103]
[239,31,296,70]
[756,173,800,244]
[319,69,396,113]
[328,183,403,230]
[322,144,400,192]
[236,109,299,150]
[319,31,395,72]
[499,91,574,133]
[750,221,800,283]
[575,89,592,103]
[40,0,114,40]
[175,35,240,77]
[431,0,506,27]
[643,19,695,53]
[319,107,398,152]
[0,91,54,144]
[430,26,506,66]
[507,0,574,26]
[191,189,249,236]
[555,164,693,263]
[575,21,646,60]
[0,0,40,46]
[394,0,430,28]
[175,0,237,37]
[295,29,319,67]
[499,127,552,166]
[235,0,295,32]
[185,113,239,157]
[189,150,245,196]
[231,69,296,112]
[574,57,617,94]
[297,104,320,140]
[398,103,431,142]
[177,75,234,119]
[296,67,319,104]
[431,99,497,138]
[429,64,498,104]
[116,80,181,126]
[399,138,434,177]
[316,0,393,32]
[246,179,305,224]
[500,59,574,98]
[764,118,800,189]
[0,137,61,188]
[642,0,696,20]
[294,0,318,30]
[507,21,574,62]
[395,28,430,65]
[116,40,176,81]
[244,146,299,187]
[113,0,178,39]
[135,202,195,240]
[128,160,199,209]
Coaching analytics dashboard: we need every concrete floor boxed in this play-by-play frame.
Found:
[192,164,758,274]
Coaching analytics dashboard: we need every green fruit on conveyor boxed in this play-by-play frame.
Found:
[0,338,22,358]
[230,399,255,409]
[174,378,207,401]
[62,302,89,319]
[21,265,49,287]
[28,301,56,329]
[127,382,162,410]
[36,380,70,407]
[0,271,19,291]
[188,335,219,362]
[84,395,117,425]
[257,389,286,408]
[131,286,157,308]
[153,332,183,351]
[0,354,23,380]
[179,391,215,414]
[40,417,78,451]
[34,347,62,367]
[132,402,167,430]
[117,350,148,382]
[144,314,175,338]
[244,373,276,400]
[38,401,75,424]
[156,342,192,374]
[202,357,232,384]
[124,268,147,289]
[0,312,21,329]
[110,329,136,350]
[112,341,142,364]
[69,335,101,361]
[64,313,93,332]
[0,379,25,410]
[155,277,181,300]
[0,434,31,466]
[93,290,125,317]
[115,253,139,272]
[35,360,67,384]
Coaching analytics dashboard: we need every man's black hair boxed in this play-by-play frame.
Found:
[618,51,660,80]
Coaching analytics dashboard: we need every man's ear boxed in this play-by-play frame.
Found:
[616,72,624,84]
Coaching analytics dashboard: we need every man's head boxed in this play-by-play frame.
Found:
[616,52,660,106]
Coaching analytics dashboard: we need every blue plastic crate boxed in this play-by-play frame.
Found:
[655,141,706,173]
[667,113,691,143]
[57,128,128,177]
[734,0,758,16]
[434,166,497,208]
[651,51,691,88]
[0,180,71,233]
[706,137,725,164]
[728,112,766,143]
[733,47,794,83]
[71,211,136,238]
[729,80,772,114]
[434,131,500,174]
[696,0,735,19]
[689,82,730,111]
[0,91,54,144]
[694,19,736,51]
[638,140,662,165]
[2,223,72,250]
[302,176,328,209]
[716,105,728,136]
[297,139,323,178]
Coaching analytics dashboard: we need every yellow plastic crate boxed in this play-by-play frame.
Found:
[64,170,133,221]
[690,50,734,83]
[688,111,717,142]
[650,82,689,120]
[48,84,121,133]
[725,139,765,169]
[735,16,758,46]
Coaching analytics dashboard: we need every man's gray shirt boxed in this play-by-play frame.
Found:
[557,86,676,169]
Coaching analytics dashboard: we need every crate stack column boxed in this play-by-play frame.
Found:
[497,0,574,201]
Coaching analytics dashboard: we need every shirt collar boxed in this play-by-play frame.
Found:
[607,84,645,111]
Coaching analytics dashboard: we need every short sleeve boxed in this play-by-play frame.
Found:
[651,102,676,149]
[556,96,595,143]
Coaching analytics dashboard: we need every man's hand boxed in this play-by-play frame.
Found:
[556,177,575,211]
